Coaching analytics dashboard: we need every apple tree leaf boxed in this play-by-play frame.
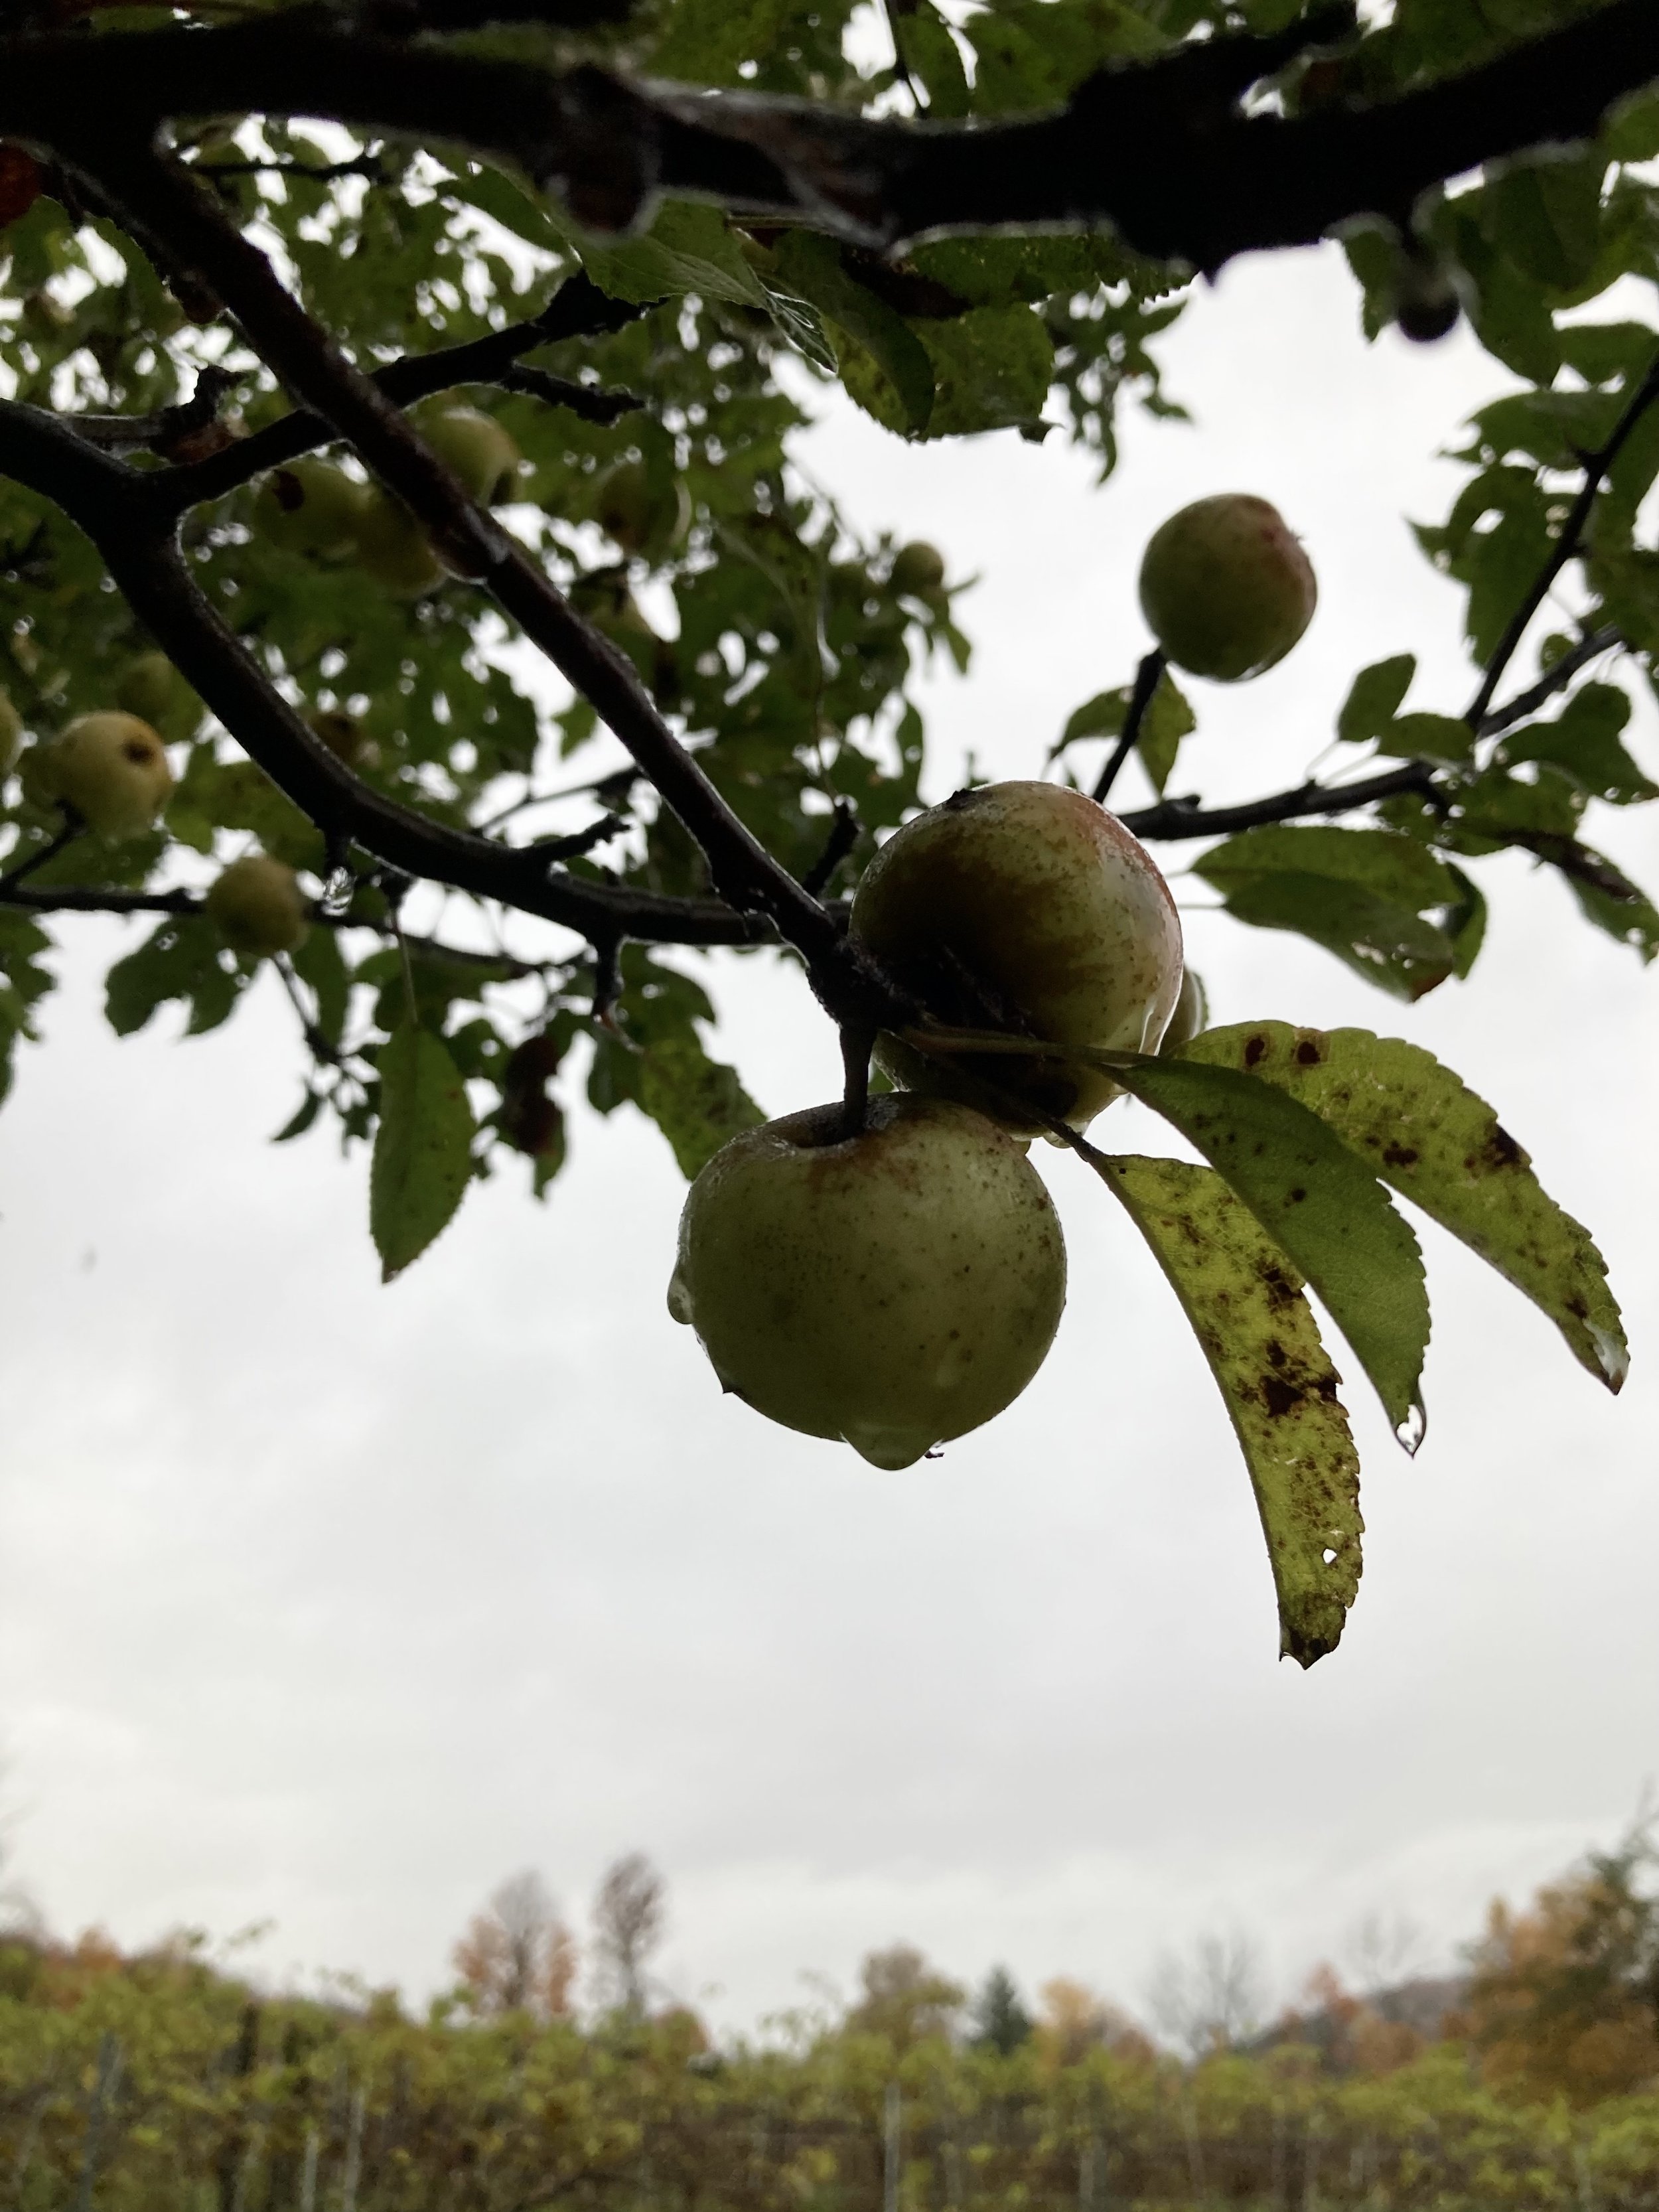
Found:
[638,1033,764,1180]
[1112,1056,1429,1445]
[1098,1153,1362,1667]
[371,1023,476,1284]
[1177,1022,1628,1394]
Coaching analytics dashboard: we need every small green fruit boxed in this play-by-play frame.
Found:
[42,713,173,839]
[0,688,23,775]
[668,1094,1066,1469]
[849,780,1183,1134]
[253,458,367,560]
[1161,966,1207,1054]
[204,853,309,958]
[1139,494,1317,682]
[353,489,447,597]
[421,407,521,505]
[115,652,175,724]
[891,541,946,597]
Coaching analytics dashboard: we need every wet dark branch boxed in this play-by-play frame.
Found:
[2,3,1657,268]
[1478,623,1623,738]
[1467,356,1659,729]
[71,137,847,980]
[164,273,647,510]
[0,399,765,950]
[1119,761,1441,842]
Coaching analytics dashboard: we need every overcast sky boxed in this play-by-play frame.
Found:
[2,242,1656,2037]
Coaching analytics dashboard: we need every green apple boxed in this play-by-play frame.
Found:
[40,712,173,838]
[253,457,367,560]
[204,853,309,958]
[849,779,1183,1134]
[0,688,23,776]
[891,540,946,597]
[1138,494,1317,682]
[1161,966,1207,1053]
[353,488,447,597]
[115,652,175,724]
[668,1094,1066,1469]
[420,407,521,505]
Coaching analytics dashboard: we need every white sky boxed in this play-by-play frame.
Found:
[2,242,1656,2036]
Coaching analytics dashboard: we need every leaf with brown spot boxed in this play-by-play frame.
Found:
[1179,1023,1627,1394]
[1112,1056,1429,1446]
[1098,1155,1362,1667]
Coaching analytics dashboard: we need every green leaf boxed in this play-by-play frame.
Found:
[638,1033,764,1180]
[370,1024,476,1283]
[1098,1154,1362,1667]
[1112,1057,1429,1443]
[1498,682,1657,803]
[1179,1023,1627,1394]
[1336,654,1416,745]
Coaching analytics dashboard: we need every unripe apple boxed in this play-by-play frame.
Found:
[352,489,447,597]
[420,407,521,505]
[40,713,173,838]
[1161,966,1207,1053]
[891,540,946,597]
[115,652,175,724]
[1138,494,1316,682]
[849,780,1183,1134]
[668,1094,1066,1469]
[204,852,309,958]
[0,687,22,775]
[253,458,367,560]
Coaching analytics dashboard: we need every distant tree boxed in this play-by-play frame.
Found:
[970,1966,1034,2055]
[847,1944,965,2049]
[453,1871,577,2022]
[1459,1823,1659,2105]
[1035,1976,1155,2067]
[591,1853,666,2018]
[1146,1931,1267,2060]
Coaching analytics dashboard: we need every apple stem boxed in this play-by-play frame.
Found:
[839,1025,875,1140]
[1092,650,1165,807]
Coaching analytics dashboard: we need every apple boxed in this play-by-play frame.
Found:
[204,853,309,958]
[352,489,447,597]
[891,540,946,597]
[420,407,521,505]
[1161,965,1207,1053]
[0,688,22,776]
[668,1094,1066,1469]
[39,713,173,838]
[253,457,367,560]
[1138,494,1316,682]
[115,652,175,724]
[848,780,1183,1134]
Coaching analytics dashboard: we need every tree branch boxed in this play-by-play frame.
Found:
[1119,761,1441,842]
[163,273,646,511]
[4,3,1657,269]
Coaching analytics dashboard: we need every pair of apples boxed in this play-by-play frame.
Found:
[668,494,1317,1467]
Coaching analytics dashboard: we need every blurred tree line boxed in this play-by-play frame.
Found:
[3,1826,1659,2206]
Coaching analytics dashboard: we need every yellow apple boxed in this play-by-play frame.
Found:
[40,713,173,838]
[1138,494,1317,682]
[420,407,521,505]
[849,780,1183,1134]
[204,853,309,958]
[668,1094,1066,1469]
[253,457,367,560]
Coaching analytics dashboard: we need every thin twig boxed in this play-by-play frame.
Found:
[1092,648,1166,806]
[1466,357,1659,729]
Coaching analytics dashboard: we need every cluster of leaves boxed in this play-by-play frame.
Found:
[6,1914,1659,2210]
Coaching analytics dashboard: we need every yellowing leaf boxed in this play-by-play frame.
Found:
[1100,1155,1362,1667]
[1179,1023,1628,1394]
[371,1025,476,1284]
